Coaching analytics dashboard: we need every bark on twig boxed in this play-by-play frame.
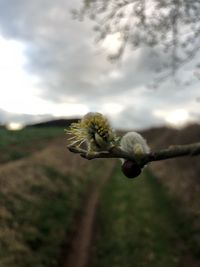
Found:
[67,142,200,168]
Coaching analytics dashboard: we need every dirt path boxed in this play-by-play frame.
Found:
[60,161,115,267]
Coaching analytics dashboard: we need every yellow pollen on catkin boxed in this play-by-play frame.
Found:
[65,112,118,151]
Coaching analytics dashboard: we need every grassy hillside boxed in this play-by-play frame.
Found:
[0,129,113,267]
[0,127,63,163]
[141,124,200,250]
[0,125,199,267]
[92,166,200,267]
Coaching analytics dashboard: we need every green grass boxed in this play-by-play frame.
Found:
[92,166,198,267]
[0,127,63,163]
[0,165,94,267]
[0,155,112,267]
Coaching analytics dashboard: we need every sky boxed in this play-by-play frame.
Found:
[0,0,199,130]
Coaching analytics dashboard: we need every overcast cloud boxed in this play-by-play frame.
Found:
[0,0,199,129]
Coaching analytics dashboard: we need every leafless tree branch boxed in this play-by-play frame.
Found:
[67,142,200,168]
[74,0,200,80]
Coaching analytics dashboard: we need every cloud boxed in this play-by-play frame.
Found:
[0,0,113,100]
[0,0,199,129]
[0,108,53,126]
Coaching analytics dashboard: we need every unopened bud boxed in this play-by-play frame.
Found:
[121,160,141,178]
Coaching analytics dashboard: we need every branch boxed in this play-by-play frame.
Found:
[67,142,200,168]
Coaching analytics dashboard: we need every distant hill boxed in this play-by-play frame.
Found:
[26,118,79,128]
[142,123,200,233]
[141,123,200,149]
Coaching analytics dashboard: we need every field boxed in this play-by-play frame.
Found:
[92,168,199,267]
[0,126,199,267]
[0,127,63,163]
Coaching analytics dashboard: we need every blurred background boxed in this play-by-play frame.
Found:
[0,0,199,267]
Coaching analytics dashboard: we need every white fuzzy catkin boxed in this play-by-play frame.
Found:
[120,132,150,163]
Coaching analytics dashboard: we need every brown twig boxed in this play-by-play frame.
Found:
[67,142,200,168]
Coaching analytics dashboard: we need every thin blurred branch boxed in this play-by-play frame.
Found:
[74,0,200,79]
[67,142,200,168]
